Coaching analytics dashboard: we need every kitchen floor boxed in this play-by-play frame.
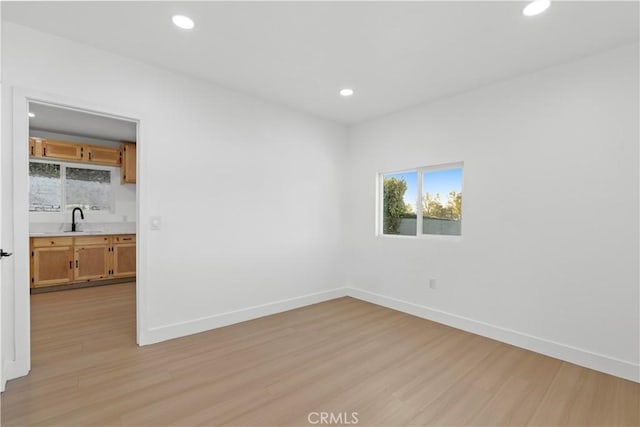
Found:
[2,283,638,426]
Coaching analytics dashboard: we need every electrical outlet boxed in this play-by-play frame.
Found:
[429,278,437,289]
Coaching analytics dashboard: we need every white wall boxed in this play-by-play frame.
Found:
[346,43,639,380]
[28,130,136,229]
[2,22,348,373]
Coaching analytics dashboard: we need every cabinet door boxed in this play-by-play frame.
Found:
[87,145,121,166]
[29,137,44,157]
[42,139,84,161]
[121,143,136,184]
[112,243,136,278]
[32,247,74,287]
[74,245,109,281]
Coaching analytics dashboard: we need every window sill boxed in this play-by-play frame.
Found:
[377,233,462,242]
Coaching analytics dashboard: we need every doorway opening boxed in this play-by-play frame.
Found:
[5,89,144,383]
[28,102,138,370]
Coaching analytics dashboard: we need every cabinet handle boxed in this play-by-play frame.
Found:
[43,147,47,156]
[30,146,34,156]
[69,261,72,269]
[89,152,92,160]
[75,260,79,268]
[122,238,132,241]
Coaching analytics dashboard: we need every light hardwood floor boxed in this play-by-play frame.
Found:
[2,283,638,426]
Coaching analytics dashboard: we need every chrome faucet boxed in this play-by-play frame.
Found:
[72,207,84,232]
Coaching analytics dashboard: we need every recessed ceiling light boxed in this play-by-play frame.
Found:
[339,88,354,97]
[523,0,551,17]
[172,15,195,30]
[28,112,35,118]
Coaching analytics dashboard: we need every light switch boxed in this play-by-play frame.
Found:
[150,216,161,230]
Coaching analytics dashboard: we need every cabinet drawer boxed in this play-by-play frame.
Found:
[113,234,135,243]
[74,235,111,246]
[32,237,73,248]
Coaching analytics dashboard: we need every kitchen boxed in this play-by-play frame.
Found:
[27,103,137,296]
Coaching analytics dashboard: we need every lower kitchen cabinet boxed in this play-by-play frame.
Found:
[31,246,75,287]
[113,243,136,278]
[74,244,110,281]
[30,234,136,288]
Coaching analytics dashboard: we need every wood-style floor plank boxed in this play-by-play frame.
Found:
[1,283,638,426]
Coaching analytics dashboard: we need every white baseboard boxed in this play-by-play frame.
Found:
[2,359,30,390]
[1,361,7,392]
[346,287,640,383]
[142,287,349,345]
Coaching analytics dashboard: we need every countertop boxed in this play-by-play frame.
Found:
[30,231,135,237]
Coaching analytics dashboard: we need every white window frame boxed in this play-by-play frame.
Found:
[29,158,117,215]
[377,161,464,240]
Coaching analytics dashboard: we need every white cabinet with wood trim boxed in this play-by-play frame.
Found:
[30,234,136,288]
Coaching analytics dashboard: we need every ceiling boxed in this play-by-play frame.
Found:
[29,103,137,142]
[4,1,639,125]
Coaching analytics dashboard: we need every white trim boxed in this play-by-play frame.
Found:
[416,168,423,235]
[6,86,145,381]
[144,288,348,345]
[135,119,146,345]
[1,362,7,392]
[11,90,31,380]
[346,287,640,383]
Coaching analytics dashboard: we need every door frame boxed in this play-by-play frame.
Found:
[5,86,147,382]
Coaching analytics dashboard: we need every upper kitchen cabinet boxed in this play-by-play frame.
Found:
[120,142,136,184]
[41,139,84,161]
[86,145,121,166]
[28,137,136,183]
[29,137,124,167]
[29,137,43,157]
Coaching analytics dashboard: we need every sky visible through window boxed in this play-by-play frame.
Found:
[385,168,462,206]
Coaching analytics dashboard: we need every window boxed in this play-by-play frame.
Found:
[65,167,111,211]
[29,161,114,212]
[29,162,61,212]
[380,163,463,237]
[382,171,417,236]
